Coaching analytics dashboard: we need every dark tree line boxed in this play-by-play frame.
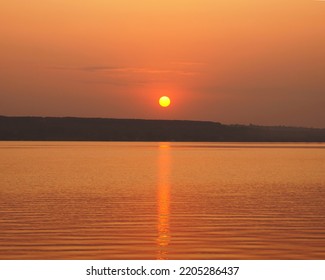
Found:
[1,116,325,142]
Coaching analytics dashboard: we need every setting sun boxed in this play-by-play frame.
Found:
[159,96,171,108]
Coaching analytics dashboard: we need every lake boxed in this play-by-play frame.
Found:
[0,142,325,259]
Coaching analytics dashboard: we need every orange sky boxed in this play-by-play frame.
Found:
[1,0,324,127]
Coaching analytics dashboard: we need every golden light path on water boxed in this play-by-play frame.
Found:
[157,143,171,259]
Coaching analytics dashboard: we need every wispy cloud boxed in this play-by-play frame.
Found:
[49,64,201,86]
[81,77,148,86]
[170,61,206,66]
[50,65,199,76]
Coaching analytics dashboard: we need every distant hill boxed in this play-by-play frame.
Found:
[0,116,325,142]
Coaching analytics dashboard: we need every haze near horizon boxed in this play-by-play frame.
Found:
[1,0,324,127]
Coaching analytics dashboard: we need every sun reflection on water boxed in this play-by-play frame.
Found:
[157,143,171,260]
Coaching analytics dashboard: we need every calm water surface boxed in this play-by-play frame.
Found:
[1,142,325,259]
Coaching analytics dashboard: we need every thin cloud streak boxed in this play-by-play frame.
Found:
[170,61,206,66]
[50,65,200,76]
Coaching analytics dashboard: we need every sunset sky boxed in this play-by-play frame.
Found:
[1,0,324,127]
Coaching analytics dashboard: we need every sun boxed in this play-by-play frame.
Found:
[159,96,171,107]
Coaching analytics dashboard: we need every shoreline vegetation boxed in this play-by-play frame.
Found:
[1,116,325,142]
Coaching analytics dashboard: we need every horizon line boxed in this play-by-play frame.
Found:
[0,115,324,130]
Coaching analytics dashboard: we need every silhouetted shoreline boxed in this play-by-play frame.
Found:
[1,116,325,142]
